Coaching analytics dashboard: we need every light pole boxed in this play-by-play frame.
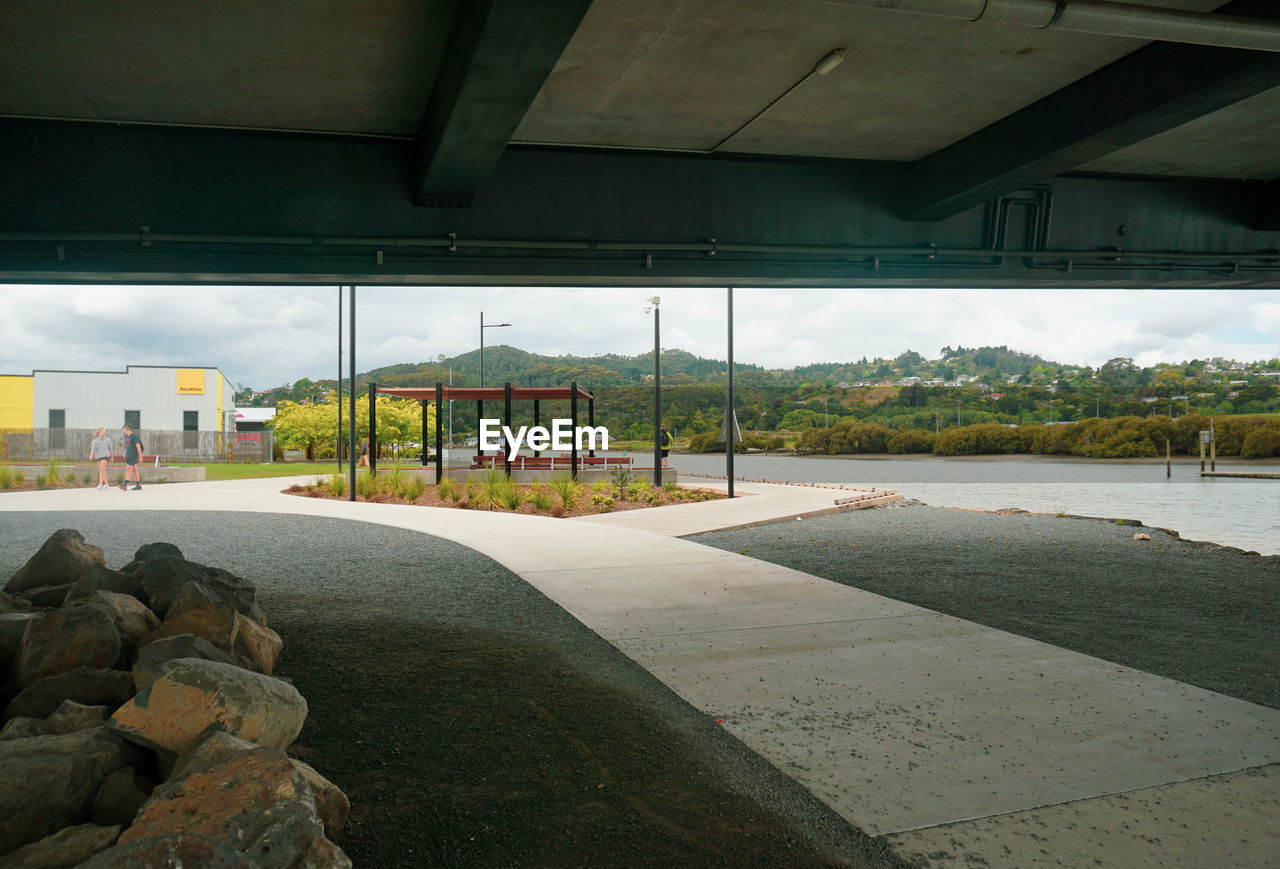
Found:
[479,312,511,388]
[644,296,662,486]
[479,312,510,460]
[437,354,453,460]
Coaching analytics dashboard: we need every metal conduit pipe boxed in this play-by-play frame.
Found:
[1,230,1276,263]
[824,0,1280,53]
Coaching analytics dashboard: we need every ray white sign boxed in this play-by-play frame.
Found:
[479,419,609,461]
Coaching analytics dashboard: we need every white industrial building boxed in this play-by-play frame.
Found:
[30,365,234,434]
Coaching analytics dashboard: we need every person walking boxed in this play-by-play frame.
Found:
[117,424,144,491]
[89,427,112,488]
[659,422,672,468]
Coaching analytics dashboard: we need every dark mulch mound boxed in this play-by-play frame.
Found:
[1,512,902,868]
[692,504,1280,710]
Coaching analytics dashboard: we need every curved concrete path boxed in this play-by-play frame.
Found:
[2,477,1277,867]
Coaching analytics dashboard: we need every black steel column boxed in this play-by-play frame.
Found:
[368,382,377,476]
[348,286,356,501]
[570,381,578,479]
[588,396,596,458]
[477,399,484,460]
[533,399,540,455]
[420,401,429,466]
[727,288,734,499]
[337,287,342,471]
[435,382,444,485]
[653,306,662,487]
[504,382,513,476]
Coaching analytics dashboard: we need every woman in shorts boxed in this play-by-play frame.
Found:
[89,427,113,489]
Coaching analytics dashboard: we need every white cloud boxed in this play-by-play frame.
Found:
[2,285,1279,389]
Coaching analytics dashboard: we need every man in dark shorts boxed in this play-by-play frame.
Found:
[659,423,672,468]
[118,424,144,491]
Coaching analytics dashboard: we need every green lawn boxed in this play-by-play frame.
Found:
[170,462,340,481]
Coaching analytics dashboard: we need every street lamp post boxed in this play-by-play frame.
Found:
[479,312,511,389]
[479,312,511,460]
[437,354,454,462]
[644,296,661,486]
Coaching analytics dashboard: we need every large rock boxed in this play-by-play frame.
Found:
[107,658,306,755]
[108,747,349,868]
[1,823,121,867]
[92,766,154,828]
[165,730,348,837]
[0,700,110,741]
[0,591,32,614]
[77,591,160,652]
[128,556,261,621]
[10,606,123,688]
[77,834,253,868]
[0,726,134,854]
[150,602,239,653]
[0,612,39,677]
[3,668,137,722]
[132,634,244,693]
[64,565,144,607]
[168,729,257,782]
[293,758,351,841]
[119,542,184,574]
[16,583,73,608]
[5,529,106,595]
[233,614,282,675]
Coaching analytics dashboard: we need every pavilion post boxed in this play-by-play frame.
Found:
[588,396,596,457]
[504,382,513,476]
[420,400,429,467]
[533,399,540,455]
[348,286,356,501]
[368,382,377,476]
[477,399,484,461]
[570,381,578,479]
[435,382,443,484]
[727,288,735,498]
[337,287,343,472]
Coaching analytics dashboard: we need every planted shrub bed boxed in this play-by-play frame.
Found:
[286,467,723,517]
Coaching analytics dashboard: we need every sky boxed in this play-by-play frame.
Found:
[2,285,1278,390]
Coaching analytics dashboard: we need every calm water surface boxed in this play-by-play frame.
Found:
[668,453,1280,556]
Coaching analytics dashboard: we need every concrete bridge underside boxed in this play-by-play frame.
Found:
[2,0,1279,287]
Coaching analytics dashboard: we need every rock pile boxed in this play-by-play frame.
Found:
[1,529,349,867]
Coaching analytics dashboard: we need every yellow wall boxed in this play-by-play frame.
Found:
[0,375,34,430]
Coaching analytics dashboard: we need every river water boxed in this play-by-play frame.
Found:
[666,453,1280,556]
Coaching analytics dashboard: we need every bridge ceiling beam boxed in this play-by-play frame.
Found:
[1257,181,1280,231]
[900,0,1280,223]
[1,119,1277,287]
[412,0,593,208]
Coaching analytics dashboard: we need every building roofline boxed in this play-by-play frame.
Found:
[23,364,226,376]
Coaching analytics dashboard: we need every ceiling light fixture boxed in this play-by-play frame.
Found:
[712,47,848,152]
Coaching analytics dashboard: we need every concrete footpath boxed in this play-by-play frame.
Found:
[2,477,1277,867]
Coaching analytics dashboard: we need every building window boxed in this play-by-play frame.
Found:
[183,410,198,449]
[49,409,65,449]
[124,410,140,429]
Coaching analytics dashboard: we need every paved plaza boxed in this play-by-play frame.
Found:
[2,476,1276,866]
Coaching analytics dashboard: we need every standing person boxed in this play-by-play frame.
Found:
[358,438,369,467]
[117,424,144,491]
[89,427,112,489]
[659,422,672,468]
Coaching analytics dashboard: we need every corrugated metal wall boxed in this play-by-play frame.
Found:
[33,366,230,433]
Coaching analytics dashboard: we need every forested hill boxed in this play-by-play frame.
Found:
[247,343,1059,403]
[346,346,761,391]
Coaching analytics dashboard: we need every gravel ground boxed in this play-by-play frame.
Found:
[0,511,906,868]
[691,502,1280,710]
